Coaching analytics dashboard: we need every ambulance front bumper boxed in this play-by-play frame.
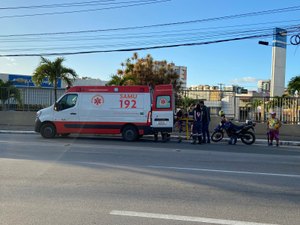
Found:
[35,118,42,133]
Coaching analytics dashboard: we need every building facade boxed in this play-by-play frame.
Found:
[257,79,271,94]
[173,66,187,89]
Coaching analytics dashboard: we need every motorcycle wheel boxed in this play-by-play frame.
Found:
[211,131,224,142]
[241,131,255,145]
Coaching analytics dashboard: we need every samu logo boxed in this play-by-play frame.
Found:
[91,95,104,107]
[160,98,167,105]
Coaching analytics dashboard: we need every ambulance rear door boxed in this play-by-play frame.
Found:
[151,85,174,132]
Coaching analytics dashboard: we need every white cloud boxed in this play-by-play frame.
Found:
[4,57,16,62]
[1,57,17,67]
[230,76,259,84]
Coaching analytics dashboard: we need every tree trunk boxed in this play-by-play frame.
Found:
[54,78,58,102]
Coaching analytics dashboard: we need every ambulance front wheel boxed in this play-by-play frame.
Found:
[40,123,56,138]
[122,125,138,141]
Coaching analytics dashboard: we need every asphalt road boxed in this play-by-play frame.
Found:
[1,134,300,225]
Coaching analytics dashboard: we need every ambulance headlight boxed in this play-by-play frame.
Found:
[36,111,42,118]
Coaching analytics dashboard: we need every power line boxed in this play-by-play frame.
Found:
[0,0,170,19]
[0,33,274,57]
[0,24,299,55]
[0,4,299,56]
[1,19,299,42]
[0,4,300,37]
[0,26,277,42]
[0,0,119,10]
[0,24,298,51]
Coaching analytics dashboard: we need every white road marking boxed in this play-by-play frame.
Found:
[66,162,300,179]
[110,210,279,225]
[147,165,300,178]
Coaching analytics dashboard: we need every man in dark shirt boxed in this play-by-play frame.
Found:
[199,100,211,143]
[192,103,203,144]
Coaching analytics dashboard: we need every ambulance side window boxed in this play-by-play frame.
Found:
[156,95,171,109]
[57,94,78,111]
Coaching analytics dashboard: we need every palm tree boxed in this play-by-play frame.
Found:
[106,74,136,86]
[0,79,22,110]
[32,57,78,102]
[180,96,197,113]
[287,75,300,96]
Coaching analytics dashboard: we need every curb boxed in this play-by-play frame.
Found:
[171,135,300,147]
[0,130,299,147]
[0,130,36,134]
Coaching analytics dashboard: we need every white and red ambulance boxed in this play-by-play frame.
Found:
[35,84,174,141]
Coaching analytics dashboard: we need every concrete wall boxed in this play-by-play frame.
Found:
[0,111,299,138]
[0,111,36,126]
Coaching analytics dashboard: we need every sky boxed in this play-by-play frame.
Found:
[0,0,300,90]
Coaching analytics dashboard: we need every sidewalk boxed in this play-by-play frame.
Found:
[0,125,35,134]
[0,124,299,147]
[172,131,300,147]
[172,134,300,147]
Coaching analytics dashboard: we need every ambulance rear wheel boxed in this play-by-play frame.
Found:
[122,125,138,141]
[40,123,56,138]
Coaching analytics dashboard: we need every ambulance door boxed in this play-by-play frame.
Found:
[53,93,79,132]
[151,85,174,132]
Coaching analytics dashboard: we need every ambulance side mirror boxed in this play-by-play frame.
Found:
[54,102,60,111]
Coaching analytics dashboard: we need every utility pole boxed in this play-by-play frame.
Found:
[218,83,224,91]
[218,83,224,99]
[270,28,287,97]
[258,27,287,97]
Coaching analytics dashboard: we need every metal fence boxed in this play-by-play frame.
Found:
[181,90,300,124]
[0,87,65,111]
[238,97,300,124]
[1,87,300,124]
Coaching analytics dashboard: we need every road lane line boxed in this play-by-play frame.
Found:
[67,162,300,178]
[110,210,279,225]
[147,165,300,178]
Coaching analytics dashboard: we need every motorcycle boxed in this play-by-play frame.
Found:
[211,120,256,145]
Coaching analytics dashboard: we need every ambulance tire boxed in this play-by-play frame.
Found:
[40,123,56,138]
[122,125,138,141]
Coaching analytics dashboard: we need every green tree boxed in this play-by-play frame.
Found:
[287,75,300,96]
[0,79,22,110]
[107,53,182,102]
[32,57,78,102]
[106,74,136,86]
[179,96,197,113]
[108,53,180,87]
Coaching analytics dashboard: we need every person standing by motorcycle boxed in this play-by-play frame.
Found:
[199,100,211,144]
[192,103,203,144]
[218,110,237,145]
[212,110,256,145]
[267,112,281,147]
